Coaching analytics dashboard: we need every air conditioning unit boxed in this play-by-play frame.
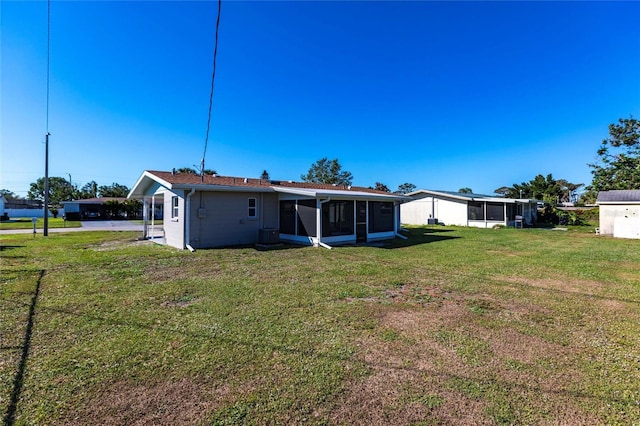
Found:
[258,228,279,244]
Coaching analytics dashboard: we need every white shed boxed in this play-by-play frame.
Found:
[596,190,640,239]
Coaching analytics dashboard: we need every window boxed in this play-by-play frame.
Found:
[322,200,354,237]
[248,197,257,219]
[368,201,394,233]
[486,202,504,221]
[171,196,179,219]
[468,202,484,221]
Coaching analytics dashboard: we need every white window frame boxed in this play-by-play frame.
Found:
[171,196,179,220]
[248,197,257,219]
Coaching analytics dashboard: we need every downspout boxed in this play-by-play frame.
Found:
[394,202,407,240]
[317,197,332,249]
[185,188,196,252]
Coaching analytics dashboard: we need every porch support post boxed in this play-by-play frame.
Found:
[142,197,149,239]
[150,195,155,240]
[484,202,488,228]
[317,197,332,249]
[504,203,507,226]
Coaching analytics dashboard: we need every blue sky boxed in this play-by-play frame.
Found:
[2,1,639,197]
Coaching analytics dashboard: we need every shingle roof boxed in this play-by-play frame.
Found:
[146,170,392,195]
[596,190,640,203]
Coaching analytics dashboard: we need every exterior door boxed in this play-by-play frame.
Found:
[356,201,367,242]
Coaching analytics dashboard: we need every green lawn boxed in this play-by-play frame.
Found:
[0,217,81,230]
[1,227,639,425]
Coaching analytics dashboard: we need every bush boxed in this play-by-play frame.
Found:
[538,206,592,226]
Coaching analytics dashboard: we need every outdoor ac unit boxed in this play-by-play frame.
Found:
[258,228,279,244]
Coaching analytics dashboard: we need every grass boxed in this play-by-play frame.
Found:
[0,217,81,230]
[1,226,639,425]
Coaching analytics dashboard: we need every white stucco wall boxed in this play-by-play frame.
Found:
[600,204,640,238]
[401,195,467,226]
[163,189,186,249]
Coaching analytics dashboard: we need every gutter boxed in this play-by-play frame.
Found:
[185,188,196,252]
[317,197,332,249]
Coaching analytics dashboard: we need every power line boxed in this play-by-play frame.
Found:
[46,0,51,132]
[201,0,222,179]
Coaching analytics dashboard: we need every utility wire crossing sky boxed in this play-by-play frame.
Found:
[1,1,639,196]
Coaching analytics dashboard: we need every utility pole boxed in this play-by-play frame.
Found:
[43,0,51,237]
[44,132,50,236]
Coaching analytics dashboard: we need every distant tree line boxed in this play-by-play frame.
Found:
[494,174,584,205]
[0,177,134,218]
[3,118,636,221]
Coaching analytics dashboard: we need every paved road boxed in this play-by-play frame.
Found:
[0,221,162,235]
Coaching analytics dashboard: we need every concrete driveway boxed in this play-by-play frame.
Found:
[0,221,161,235]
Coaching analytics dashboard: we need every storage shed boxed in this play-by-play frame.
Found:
[596,190,640,239]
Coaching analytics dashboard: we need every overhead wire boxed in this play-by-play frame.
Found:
[201,0,222,178]
[46,0,51,132]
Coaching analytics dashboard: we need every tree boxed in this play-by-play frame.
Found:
[27,177,77,206]
[0,189,20,200]
[556,179,584,204]
[79,181,98,199]
[177,167,197,174]
[458,187,473,194]
[528,174,563,204]
[301,157,353,186]
[123,199,143,219]
[177,166,217,175]
[495,174,571,204]
[588,117,640,191]
[372,182,390,192]
[98,183,130,198]
[395,183,416,195]
[494,186,511,197]
[260,170,270,180]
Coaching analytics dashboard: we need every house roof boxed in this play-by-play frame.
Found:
[596,190,640,204]
[406,189,538,204]
[128,170,406,201]
[62,197,128,205]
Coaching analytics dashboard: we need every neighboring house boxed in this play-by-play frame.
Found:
[61,197,149,220]
[401,189,538,228]
[2,199,50,219]
[128,170,407,250]
[596,190,640,239]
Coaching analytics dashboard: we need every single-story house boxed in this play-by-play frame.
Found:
[61,197,152,221]
[2,198,48,219]
[62,197,123,220]
[596,190,640,239]
[401,189,538,228]
[128,170,408,250]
